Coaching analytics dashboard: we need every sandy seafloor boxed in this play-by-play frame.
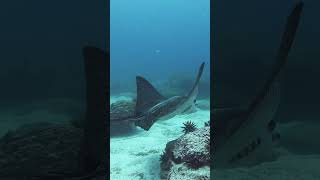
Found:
[110,94,210,180]
[0,98,84,137]
[213,121,320,180]
[0,96,319,180]
[213,154,320,180]
[110,94,320,180]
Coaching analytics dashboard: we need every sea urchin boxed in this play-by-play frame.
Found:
[181,121,197,134]
[160,151,169,162]
[204,120,210,127]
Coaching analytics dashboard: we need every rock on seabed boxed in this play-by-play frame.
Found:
[161,127,210,180]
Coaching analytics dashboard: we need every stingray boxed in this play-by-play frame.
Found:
[213,2,304,168]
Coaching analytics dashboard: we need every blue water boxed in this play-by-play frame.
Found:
[110,1,210,179]
[111,0,210,92]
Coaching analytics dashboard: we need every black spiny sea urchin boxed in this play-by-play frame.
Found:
[181,121,197,134]
[204,120,210,127]
[160,150,169,162]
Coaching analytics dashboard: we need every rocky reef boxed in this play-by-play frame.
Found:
[110,99,137,135]
[0,122,108,179]
[110,99,136,122]
[160,126,210,180]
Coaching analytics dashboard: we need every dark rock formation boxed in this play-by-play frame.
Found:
[110,99,136,122]
[160,127,210,180]
[0,123,82,178]
[110,99,137,136]
[0,122,108,179]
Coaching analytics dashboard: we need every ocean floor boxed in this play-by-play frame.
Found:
[110,94,210,180]
[1,95,318,180]
[213,154,320,180]
[213,121,320,180]
[110,94,320,180]
[0,98,84,137]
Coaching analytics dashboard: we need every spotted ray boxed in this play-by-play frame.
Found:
[118,62,205,131]
[213,2,304,168]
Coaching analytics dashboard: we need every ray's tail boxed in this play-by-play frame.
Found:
[247,2,303,113]
[80,46,108,173]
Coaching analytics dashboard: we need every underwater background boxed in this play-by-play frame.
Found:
[0,1,108,179]
[110,0,210,179]
[111,0,210,97]
[0,0,107,142]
